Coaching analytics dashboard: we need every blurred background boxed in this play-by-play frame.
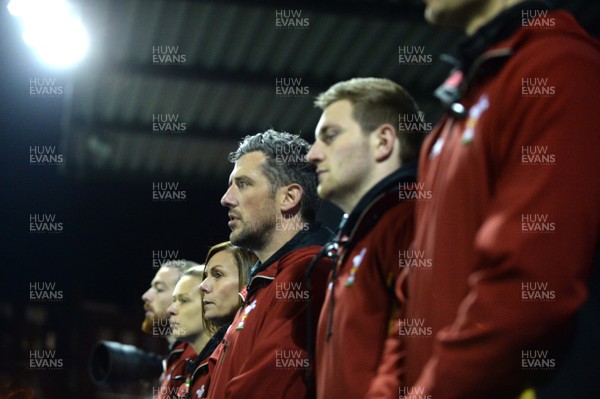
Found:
[0,0,598,397]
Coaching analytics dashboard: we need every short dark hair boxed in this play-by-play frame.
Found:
[315,77,426,163]
[228,130,320,223]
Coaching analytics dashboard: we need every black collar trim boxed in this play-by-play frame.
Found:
[186,325,227,380]
[457,0,551,72]
[249,222,332,279]
[338,160,418,243]
[435,1,551,117]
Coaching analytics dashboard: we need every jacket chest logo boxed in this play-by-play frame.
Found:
[461,94,489,144]
[430,137,444,158]
[345,248,367,287]
[177,382,189,398]
[176,382,205,398]
[236,299,257,330]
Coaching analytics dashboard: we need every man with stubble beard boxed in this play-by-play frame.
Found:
[206,130,332,399]
[142,260,199,390]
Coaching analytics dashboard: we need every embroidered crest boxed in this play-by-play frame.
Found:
[345,248,367,286]
[462,94,489,144]
[177,380,189,398]
[236,299,257,330]
[430,137,444,158]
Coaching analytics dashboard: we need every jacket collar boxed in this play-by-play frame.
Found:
[165,340,186,362]
[457,0,551,72]
[337,160,418,245]
[434,1,551,116]
[186,326,227,380]
[248,222,333,283]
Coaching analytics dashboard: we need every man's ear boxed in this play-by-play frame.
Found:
[279,183,303,213]
[371,124,397,162]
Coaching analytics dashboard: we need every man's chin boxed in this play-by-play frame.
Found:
[423,3,472,29]
[229,231,240,246]
[230,230,250,248]
[141,316,154,334]
[424,5,450,26]
[141,316,170,336]
[424,6,436,24]
[317,185,332,202]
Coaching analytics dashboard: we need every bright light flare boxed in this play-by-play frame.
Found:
[8,0,89,68]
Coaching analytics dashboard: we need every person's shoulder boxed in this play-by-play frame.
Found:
[182,342,198,358]
[277,243,324,269]
[167,340,188,357]
[366,198,416,234]
[488,11,599,106]
[509,11,599,63]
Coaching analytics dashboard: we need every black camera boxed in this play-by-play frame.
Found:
[89,341,163,385]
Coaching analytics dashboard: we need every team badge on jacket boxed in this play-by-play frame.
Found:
[345,248,367,286]
[236,299,257,330]
[462,94,489,144]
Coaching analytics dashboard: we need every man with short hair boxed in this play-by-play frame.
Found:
[206,130,332,398]
[142,260,199,396]
[142,260,198,342]
[306,77,426,399]
[400,0,600,397]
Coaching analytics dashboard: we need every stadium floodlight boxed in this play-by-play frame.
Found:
[7,0,89,68]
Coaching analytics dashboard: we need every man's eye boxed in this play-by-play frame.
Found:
[322,131,339,143]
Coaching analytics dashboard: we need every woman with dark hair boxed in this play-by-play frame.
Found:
[200,241,256,334]
[167,241,255,399]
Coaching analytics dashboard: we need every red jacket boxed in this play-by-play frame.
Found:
[174,358,208,399]
[316,164,418,399]
[400,6,600,399]
[206,224,332,399]
[174,328,225,399]
[158,342,197,399]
